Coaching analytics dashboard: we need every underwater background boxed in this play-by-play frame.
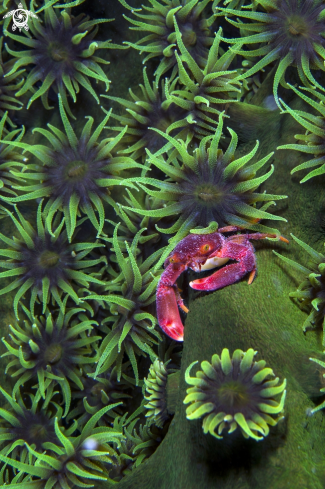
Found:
[0,0,325,487]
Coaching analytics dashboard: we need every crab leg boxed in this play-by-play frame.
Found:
[156,262,187,341]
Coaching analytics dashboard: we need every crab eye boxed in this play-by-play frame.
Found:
[169,255,178,263]
[200,244,211,254]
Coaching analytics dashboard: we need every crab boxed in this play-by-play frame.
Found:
[156,226,288,341]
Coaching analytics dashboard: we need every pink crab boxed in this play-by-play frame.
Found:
[156,226,288,341]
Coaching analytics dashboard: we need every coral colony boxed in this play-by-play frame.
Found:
[0,0,324,486]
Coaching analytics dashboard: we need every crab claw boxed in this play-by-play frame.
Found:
[190,262,249,291]
[156,284,184,341]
